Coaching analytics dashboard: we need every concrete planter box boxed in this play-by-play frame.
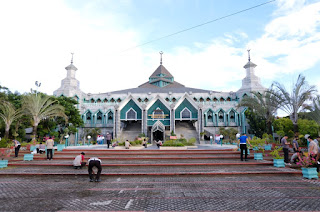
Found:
[264,145,272,151]
[0,160,8,168]
[301,167,318,179]
[24,154,34,161]
[273,159,285,167]
[57,144,65,151]
[186,146,198,149]
[114,146,145,150]
[160,146,187,150]
[254,153,263,160]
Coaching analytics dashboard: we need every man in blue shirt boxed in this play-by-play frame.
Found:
[239,133,252,161]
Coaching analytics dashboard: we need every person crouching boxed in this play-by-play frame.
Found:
[73,152,86,169]
[88,157,102,182]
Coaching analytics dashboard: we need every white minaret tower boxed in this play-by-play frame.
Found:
[53,53,82,97]
[237,50,265,98]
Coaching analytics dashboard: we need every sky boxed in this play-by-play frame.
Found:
[0,0,320,98]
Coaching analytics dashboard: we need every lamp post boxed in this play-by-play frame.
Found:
[87,135,91,146]
[220,135,224,146]
[64,134,69,147]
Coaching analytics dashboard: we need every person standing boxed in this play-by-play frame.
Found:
[46,136,54,160]
[106,132,112,148]
[142,138,147,148]
[13,139,21,157]
[281,135,290,165]
[239,133,252,161]
[88,157,102,182]
[292,136,302,163]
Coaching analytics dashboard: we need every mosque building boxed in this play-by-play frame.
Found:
[53,51,265,144]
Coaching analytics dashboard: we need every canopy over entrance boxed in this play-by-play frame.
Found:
[151,120,165,143]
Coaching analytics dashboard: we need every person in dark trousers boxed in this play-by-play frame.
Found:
[88,157,102,182]
[13,139,21,157]
[106,132,112,148]
[281,135,290,165]
[239,133,252,161]
[46,136,54,160]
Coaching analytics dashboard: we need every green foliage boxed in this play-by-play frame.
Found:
[270,147,284,159]
[250,137,266,152]
[162,140,184,146]
[262,133,273,143]
[188,137,196,145]
[138,133,145,137]
[273,118,294,136]
[245,109,267,138]
[219,127,239,142]
[0,138,9,148]
[297,119,319,138]
[171,131,176,136]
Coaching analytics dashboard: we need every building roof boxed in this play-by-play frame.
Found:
[243,61,257,69]
[65,63,78,71]
[149,65,173,78]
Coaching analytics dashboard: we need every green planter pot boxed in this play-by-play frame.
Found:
[264,145,272,151]
[273,159,285,167]
[57,144,65,151]
[0,160,8,168]
[254,153,263,160]
[301,167,318,179]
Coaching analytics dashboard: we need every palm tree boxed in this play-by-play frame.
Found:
[309,96,320,125]
[0,101,23,138]
[238,90,280,135]
[22,94,68,140]
[271,74,317,133]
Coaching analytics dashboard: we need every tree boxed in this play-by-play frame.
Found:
[244,108,267,138]
[309,96,320,125]
[0,101,23,138]
[22,93,68,140]
[239,90,279,134]
[219,127,238,142]
[273,118,294,136]
[271,74,317,133]
[297,119,319,138]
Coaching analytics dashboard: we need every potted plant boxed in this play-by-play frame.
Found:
[250,137,265,160]
[0,138,13,168]
[270,147,285,167]
[297,154,318,179]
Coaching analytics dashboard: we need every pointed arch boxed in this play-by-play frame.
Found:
[126,108,137,120]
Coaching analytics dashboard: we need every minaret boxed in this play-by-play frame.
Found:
[237,50,265,97]
[65,52,78,78]
[53,53,82,97]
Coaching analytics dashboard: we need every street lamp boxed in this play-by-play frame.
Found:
[64,134,69,146]
[87,135,91,145]
[220,135,224,146]
[236,133,240,139]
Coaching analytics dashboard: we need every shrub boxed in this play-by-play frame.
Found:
[270,147,283,159]
[162,140,184,146]
[0,138,10,148]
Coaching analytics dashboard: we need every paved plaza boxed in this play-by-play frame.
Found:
[1,175,320,211]
[0,145,319,211]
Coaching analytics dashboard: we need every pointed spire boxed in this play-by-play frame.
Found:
[71,52,74,64]
[247,49,251,62]
[159,51,163,65]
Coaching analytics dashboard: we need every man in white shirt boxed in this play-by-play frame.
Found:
[88,157,102,182]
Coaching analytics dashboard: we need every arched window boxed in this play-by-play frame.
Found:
[117,98,121,103]
[86,111,92,123]
[229,111,235,122]
[193,97,197,102]
[137,98,142,102]
[126,108,137,120]
[107,111,113,124]
[165,97,170,102]
[220,97,225,102]
[213,98,218,102]
[218,111,224,122]
[243,93,248,98]
[207,111,213,123]
[97,98,101,103]
[153,108,164,120]
[199,97,204,102]
[90,98,95,103]
[227,97,231,101]
[144,98,149,102]
[110,98,115,103]
[96,111,103,123]
[181,108,191,119]
[172,97,176,102]
[206,98,211,102]
[103,98,108,103]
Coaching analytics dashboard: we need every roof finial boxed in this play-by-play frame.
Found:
[159,51,163,65]
[247,49,251,62]
[71,52,74,64]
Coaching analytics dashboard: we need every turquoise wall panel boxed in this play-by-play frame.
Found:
[147,119,170,126]
[175,99,198,119]
[120,99,142,120]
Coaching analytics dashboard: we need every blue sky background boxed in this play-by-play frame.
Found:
[0,0,319,106]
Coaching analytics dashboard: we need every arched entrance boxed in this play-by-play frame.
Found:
[151,121,165,144]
